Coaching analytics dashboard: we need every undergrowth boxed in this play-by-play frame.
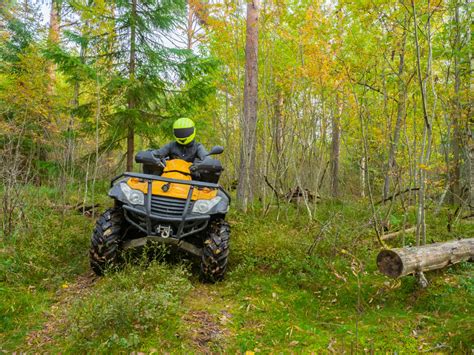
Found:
[0,185,472,352]
[54,263,192,352]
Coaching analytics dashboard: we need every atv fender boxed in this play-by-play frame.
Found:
[108,181,128,204]
[213,190,230,214]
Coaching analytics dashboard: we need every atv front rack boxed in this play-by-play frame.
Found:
[111,172,230,239]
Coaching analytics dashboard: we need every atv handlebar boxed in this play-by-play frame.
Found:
[135,150,166,167]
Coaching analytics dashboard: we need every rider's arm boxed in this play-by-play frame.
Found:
[152,143,172,158]
[196,143,209,161]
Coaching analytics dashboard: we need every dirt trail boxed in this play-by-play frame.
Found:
[181,283,234,352]
[25,272,97,349]
[24,272,234,352]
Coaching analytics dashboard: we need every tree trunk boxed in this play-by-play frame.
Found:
[65,23,88,176]
[450,1,462,204]
[380,226,416,241]
[412,0,432,246]
[186,0,194,50]
[330,94,342,198]
[127,0,137,172]
[360,156,366,198]
[470,142,474,210]
[237,0,259,211]
[47,0,60,90]
[383,21,407,200]
[467,0,473,211]
[377,238,474,278]
[40,0,61,175]
[274,88,284,157]
[48,0,60,43]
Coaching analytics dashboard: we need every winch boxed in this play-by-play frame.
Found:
[156,224,172,238]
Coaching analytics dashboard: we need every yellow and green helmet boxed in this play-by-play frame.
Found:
[173,117,195,145]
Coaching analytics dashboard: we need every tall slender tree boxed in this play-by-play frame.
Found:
[47,0,60,92]
[383,16,407,201]
[237,0,259,211]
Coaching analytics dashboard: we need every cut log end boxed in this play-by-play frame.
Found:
[377,250,403,278]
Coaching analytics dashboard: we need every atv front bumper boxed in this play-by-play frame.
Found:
[110,172,230,239]
[123,204,209,239]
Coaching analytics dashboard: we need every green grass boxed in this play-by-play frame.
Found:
[46,263,193,352]
[0,185,473,352]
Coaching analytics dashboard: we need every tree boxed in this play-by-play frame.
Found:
[78,0,213,171]
[383,15,408,201]
[330,93,342,198]
[47,0,61,90]
[448,0,471,206]
[237,0,259,211]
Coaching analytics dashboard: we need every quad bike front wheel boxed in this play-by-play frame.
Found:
[90,207,124,275]
[200,219,230,282]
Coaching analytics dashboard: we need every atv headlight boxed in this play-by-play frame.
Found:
[120,183,145,205]
[192,196,222,214]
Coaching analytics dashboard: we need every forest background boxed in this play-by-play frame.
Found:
[0,0,472,352]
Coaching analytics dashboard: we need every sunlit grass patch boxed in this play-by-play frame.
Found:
[52,262,192,352]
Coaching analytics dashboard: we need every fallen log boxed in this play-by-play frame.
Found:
[381,226,416,240]
[52,203,100,214]
[76,203,100,214]
[377,238,474,278]
[375,187,420,205]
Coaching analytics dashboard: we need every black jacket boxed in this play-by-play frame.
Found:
[153,141,208,163]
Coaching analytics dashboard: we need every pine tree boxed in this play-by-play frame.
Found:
[78,0,215,170]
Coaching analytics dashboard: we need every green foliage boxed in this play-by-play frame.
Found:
[43,44,96,84]
[0,0,41,67]
[59,263,192,351]
[0,0,473,352]
[72,0,217,149]
[1,186,472,352]
[1,0,218,179]
[0,19,34,66]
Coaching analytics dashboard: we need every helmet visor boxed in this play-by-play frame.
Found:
[174,127,194,139]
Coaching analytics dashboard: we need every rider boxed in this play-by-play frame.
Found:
[152,117,208,163]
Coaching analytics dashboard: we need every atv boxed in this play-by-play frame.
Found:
[89,146,231,282]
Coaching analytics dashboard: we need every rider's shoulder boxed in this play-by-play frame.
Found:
[164,141,177,148]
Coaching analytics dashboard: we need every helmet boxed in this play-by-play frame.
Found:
[173,117,195,145]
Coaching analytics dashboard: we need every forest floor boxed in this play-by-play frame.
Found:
[1,184,473,352]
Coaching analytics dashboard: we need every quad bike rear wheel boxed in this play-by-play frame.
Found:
[200,219,230,282]
[90,207,124,275]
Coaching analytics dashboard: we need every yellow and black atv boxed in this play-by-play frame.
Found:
[89,146,230,282]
